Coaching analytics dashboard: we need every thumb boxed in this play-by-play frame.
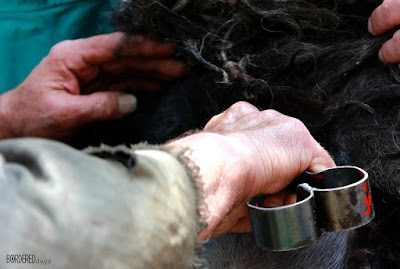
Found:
[69,92,137,124]
[307,148,336,173]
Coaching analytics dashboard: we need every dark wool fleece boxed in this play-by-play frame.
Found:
[73,0,400,268]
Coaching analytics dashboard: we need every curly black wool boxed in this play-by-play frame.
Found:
[74,0,400,268]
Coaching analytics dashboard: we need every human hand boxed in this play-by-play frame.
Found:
[368,0,400,63]
[167,102,335,240]
[0,32,185,140]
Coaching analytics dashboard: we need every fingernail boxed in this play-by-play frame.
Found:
[367,17,374,34]
[118,94,137,114]
[310,165,328,173]
[378,49,384,62]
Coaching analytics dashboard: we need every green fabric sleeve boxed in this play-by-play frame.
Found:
[0,0,116,93]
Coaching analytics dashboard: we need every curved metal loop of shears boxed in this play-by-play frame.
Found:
[247,166,374,251]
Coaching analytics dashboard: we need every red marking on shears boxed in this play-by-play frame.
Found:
[362,182,368,192]
[362,182,372,216]
[363,194,372,216]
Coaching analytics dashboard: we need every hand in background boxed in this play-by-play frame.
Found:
[369,0,400,63]
[0,32,185,140]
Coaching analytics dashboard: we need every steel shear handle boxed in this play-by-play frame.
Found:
[247,166,374,251]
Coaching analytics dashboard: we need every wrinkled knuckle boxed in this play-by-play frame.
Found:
[99,99,115,118]
[260,109,287,123]
[228,101,254,112]
[263,109,282,118]
[286,117,308,134]
[49,40,73,55]
[48,40,73,61]
[223,101,258,120]
[86,95,116,120]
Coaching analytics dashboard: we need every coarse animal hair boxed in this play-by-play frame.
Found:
[74,0,400,268]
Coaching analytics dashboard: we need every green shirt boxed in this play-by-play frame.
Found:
[0,0,116,93]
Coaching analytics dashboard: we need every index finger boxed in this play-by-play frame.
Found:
[50,32,176,69]
[81,33,176,64]
[368,0,400,36]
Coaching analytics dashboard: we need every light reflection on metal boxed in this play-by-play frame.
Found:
[247,166,374,251]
